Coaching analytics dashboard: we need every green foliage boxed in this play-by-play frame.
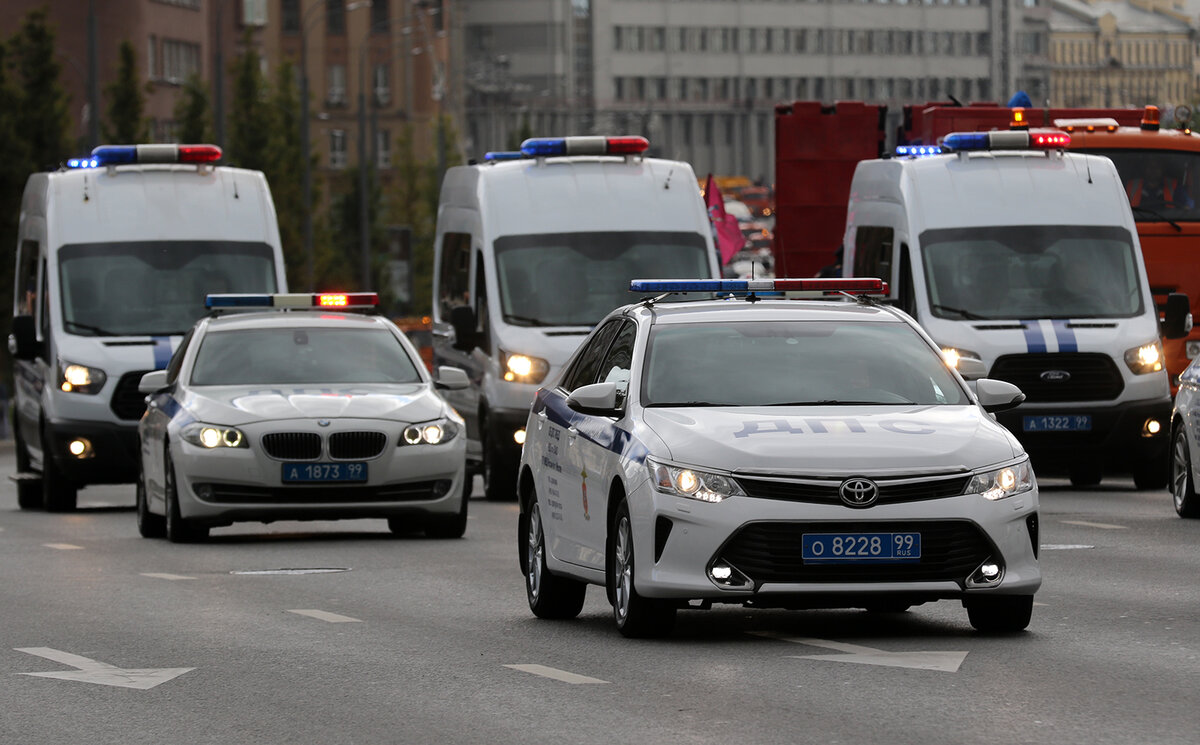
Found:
[505,113,533,152]
[174,74,213,143]
[102,40,147,143]
[225,39,271,173]
[263,62,305,287]
[8,8,71,169]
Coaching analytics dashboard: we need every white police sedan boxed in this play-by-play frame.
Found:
[136,293,469,542]
[517,278,1041,637]
[1168,358,1200,518]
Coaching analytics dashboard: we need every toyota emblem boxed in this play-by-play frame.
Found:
[839,478,879,508]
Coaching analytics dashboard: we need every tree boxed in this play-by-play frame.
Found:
[174,74,213,143]
[102,40,148,143]
[8,8,71,169]
[225,39,271,173]
[0,40,35,392]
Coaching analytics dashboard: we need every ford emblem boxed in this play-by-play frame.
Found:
[839,478,879,508]
[1040,370,1071,382]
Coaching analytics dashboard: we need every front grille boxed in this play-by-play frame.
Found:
[329,431,387,459]
[193,480,450,504]
[110,370,153,420]
[989,353,1123,402]
[718,520,992,586]
[737,474,970,505]
[262,432,322,460]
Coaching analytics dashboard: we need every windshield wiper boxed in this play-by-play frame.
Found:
[1131,205,1182,232]
[932,304,987,320]
[64,320,118,336]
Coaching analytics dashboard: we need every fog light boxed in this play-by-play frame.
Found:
[1143,418,1162,437]
[967,558,1005,586]
[981,563,1000,578]
[711,565,732,580]
[513,428,526,445]
[708,561,750,587]
[67,438,93,459]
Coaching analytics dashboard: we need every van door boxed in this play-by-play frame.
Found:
[12,243,48,465]
[433,232,481,449]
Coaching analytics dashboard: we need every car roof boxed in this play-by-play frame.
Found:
[631,298,905,325]
[201,311,394,333]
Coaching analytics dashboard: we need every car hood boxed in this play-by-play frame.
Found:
[182,384,446,425]
[641,405,1019,475]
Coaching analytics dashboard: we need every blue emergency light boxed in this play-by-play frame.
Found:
[483,151,524,161]
[895,145,943,157]
[205,292,379,309]
[629,278,889,295]
[520,136,650,158]
[940,130,1070,152]
[67,144,222,169]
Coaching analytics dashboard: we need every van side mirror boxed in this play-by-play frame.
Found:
[435,366,470,390]
[975,378,1026,414]
[9,316,38,361]
[1162,293,1192,340]
[566,381,620,416]
[138,370,169,394]
[449,306,477,351]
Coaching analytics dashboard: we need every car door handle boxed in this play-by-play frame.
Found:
[567,426,578,441]
[536,410,547,430]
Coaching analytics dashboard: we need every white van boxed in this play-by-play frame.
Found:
[432,136,720,500]
[843,130,1190,488]
[9,144,288,510]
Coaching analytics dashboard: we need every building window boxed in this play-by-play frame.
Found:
[162,39,200,83]
[282,0,300,32]
[376,129,391,169]
[371,0,389,31]
[328,64,347,105]
[374,64,390,105]
[242,0,268,26]
[147,35,157,80]
[327,0,346,35]
[330,130,347,168]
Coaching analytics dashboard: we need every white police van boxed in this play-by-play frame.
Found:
[844,130,1190,488]
[9,144,287,511]
[432,136,720,500]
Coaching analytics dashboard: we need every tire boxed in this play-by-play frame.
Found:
[522,501,586,619]
[1068,462,1102,488]
[136,470,166,539]
[1171,427,1200,518]
[966,595,1034,633]
[13,424,41,510]
[425,477,470,539]
[164,446,207,543]
[41,426,78,512]
[1132,453,1168,491]
[609,500,675,638]
[482,418,517,502]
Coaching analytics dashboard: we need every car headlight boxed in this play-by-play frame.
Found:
[400,419,460,446]
[180,422,248,449]
[1124,340,1163,375]
[501,350,550,384]
[58,360,107,394]
[967,459,1034,501]
[940,346,981,370]
[648,459,744,503]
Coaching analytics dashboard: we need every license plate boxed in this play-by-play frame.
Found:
[281,462,368,483]
[801,532,921,563]
[1023,415,1092,432]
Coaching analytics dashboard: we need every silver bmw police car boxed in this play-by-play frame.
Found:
[517,278,1041,637]
[136,293,469,542]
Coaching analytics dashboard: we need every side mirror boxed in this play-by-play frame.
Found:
[975,378,1026,414]
[566,381,619,416]
[10,315,38,361]
[138,369,169,394]
[434,366,470,390]
[449,306,477,351]
[1162,292,1192,340]
[956,357,988,381]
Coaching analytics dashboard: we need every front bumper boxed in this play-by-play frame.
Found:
[623,482,1041,604]
[45,418,140,485]
[995,397,1170,470]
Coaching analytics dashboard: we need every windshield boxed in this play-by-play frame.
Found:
[1077,149,1200,221]
[190,327,421,386]
[493,231,711,327]
[921,225,1142,320]
[643,320,967,407]
[58,241,278,336]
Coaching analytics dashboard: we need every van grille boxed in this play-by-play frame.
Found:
[329,431,387,459]
[110,370,153,420]
[262,432,322,460]
[989,353,1123,402]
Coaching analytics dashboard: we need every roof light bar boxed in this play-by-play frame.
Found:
[895,145,943,158]
[483,151,523,162]
[629,278,889,295]
[205,292,379,309]
[520,135,650,158]
[940,130,1070,152]
[1052,118,1120,133]
[67,144,223,169]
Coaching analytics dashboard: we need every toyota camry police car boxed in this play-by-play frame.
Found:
[136,293,469,542]
[517,278,1041,637]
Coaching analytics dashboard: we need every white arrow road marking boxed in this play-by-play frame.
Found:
[287,609,361,623]
[750,632,969,673]
[15,647,194,690]
[504,664,609,685]
[140,573,196,581]
[42,543,83,550]
[1043,544,1095,550]
[1061,520,1127,530]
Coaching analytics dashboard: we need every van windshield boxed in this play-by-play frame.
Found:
[920,225,1143,320]
[58,241,278,336]
[493,231,711,327]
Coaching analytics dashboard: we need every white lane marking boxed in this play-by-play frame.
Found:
[287,609,362,623]
[1043,544,1095,550]
[140,573,196,581]
[43,543,83,550]
[1034,602,1050,607]
[504,664,609,685]
[14,647,194,690]
[751,632,968,673]
[1061,520,1127,530]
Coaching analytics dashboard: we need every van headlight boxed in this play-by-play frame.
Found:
[940,347,980,370]
[1124,340,1163,374]
[181,423,248,449]
[58,361,107,394]
[401,419,460,445]
[648,458,744,503]
[501,350,550,384]
[967,459,1034,501]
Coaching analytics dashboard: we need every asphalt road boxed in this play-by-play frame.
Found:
[1,443,1197,745]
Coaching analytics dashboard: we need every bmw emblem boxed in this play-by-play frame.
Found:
[317,419,331,427]
[839,478,879,508]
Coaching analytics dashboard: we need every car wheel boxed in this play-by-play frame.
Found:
[1068,461,1102,488]
[136,470,166,539]
[609,500,675,638]
[1171,427,1200,518]
[965,595,1034,633]
[425,477,470,539]
[522,501,586,619]
[13,423,41,510]
[482,415,517,502]
[41,425,77,512]
[164,446,207,543]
